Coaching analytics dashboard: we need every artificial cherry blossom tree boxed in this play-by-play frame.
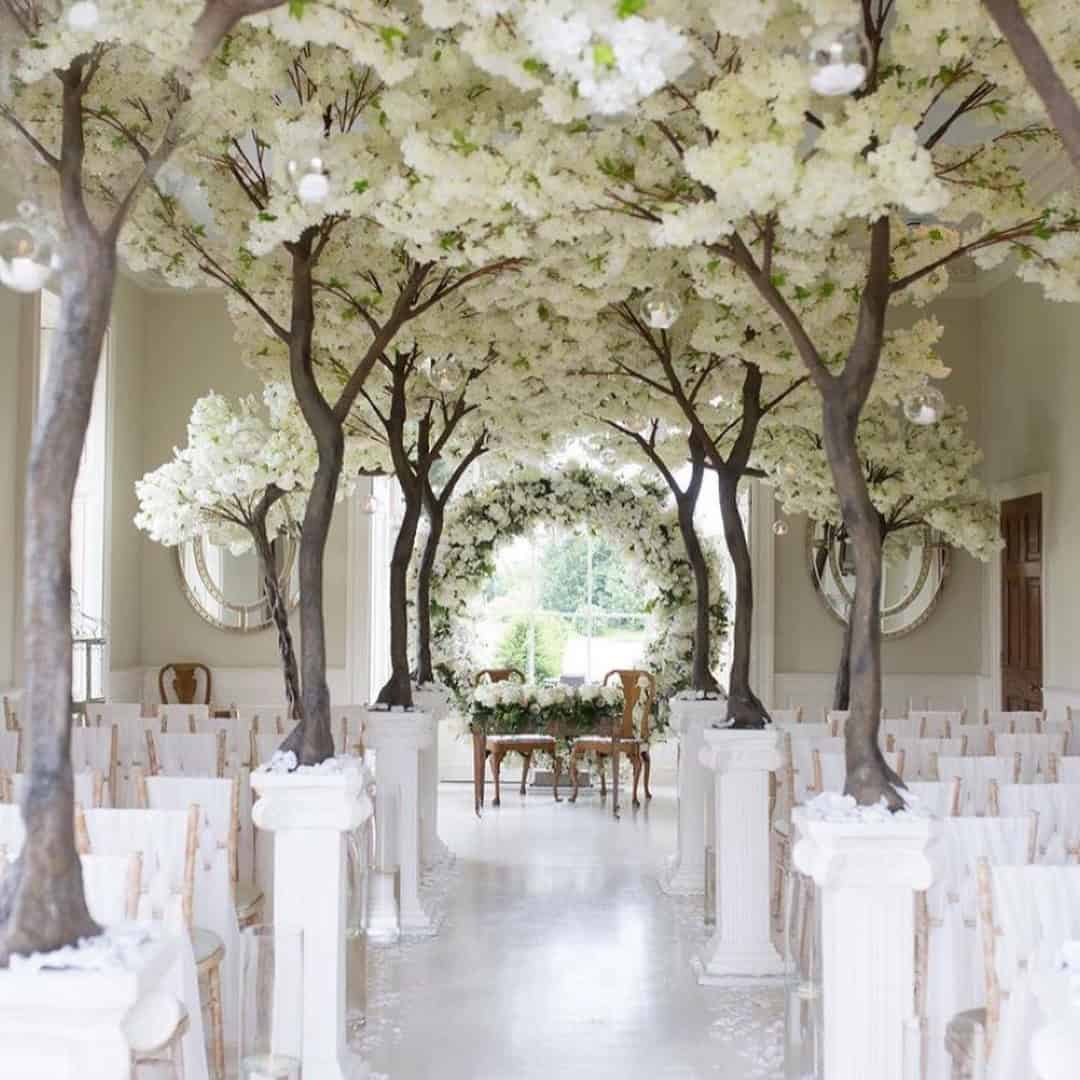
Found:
[436,0,1080,805]
[0,0,289,962]
[759,400,1000,709]
[135,384,364,717]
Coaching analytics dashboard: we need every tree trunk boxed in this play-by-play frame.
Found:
[280,236,336,764]
[376,487,422,707]
[250,516,302,721]
[414,499,444,686]
[717,470,769,728]
[0,248,111,961]
[833,609,852,712]
[820,398,903,808]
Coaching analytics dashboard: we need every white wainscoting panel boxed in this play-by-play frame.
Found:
[125,666,349,710]
[773,672,981,721]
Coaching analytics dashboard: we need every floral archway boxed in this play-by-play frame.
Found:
[424,467,729,699]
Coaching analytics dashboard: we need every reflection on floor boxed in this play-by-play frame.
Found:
[357,783,783,1079]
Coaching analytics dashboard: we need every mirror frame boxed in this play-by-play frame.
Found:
[805,519,950,639]
[177,533,299,633]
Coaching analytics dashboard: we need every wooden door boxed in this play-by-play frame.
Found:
[1001,493,1043,711]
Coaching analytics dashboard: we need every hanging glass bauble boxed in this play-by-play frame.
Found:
[287,157,330,206]
[902,383,945,426]
[779,461,799,481]
[773,519,790,537]
[0,203,62,294]
[360,494,379,515]
[429,355,463,394]
[639,290,681,330]
[806,23,870,96]
[67,1,100,30]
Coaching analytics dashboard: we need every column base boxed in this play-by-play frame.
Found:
[657,852,706,896]
[692,941,786,986]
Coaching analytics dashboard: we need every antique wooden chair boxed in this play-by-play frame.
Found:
[158,662,212,706]
[472,668,563,812]
[568,669,656,816]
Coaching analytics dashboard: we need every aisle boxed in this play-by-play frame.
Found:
[357,784,784,1079]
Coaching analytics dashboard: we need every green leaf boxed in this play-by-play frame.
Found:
[352,179,370,195]
[257,212,277,223]
[615,0,647,16]
[288,0,307,17]
[770,273,786,288]
[793,285,811,301]
[593,41,616,69]
[522,58,550,77]
[820,280,836,298]
[439,231,463,251]
[378,25,407,49]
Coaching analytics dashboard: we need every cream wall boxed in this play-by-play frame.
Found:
[772,295,986,711]
[134,289,350,680]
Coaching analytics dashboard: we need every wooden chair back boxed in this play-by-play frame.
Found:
[0,730,19,773]
[474,668,525,686]
[158,662,211,706]
[146,729,226,778]
[5,769,104,809]
[156,703,211,733]
[604,670,656,740]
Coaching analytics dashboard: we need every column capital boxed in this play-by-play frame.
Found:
[363,708,435,750]
[668,696,726,732]
[792,809,938,891]
[699,728,783,775]
[251,761,373,833]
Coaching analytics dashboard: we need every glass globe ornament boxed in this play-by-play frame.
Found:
[287,157,330,206]
[67,1,100,30]
[428,355,464,394]
[773,519,790,537]
[779,461,799,481]
[0,203,62,294]
[806,23,870,96]
[902,383,946,426]
[639,290,681,330]
[360,494,379,515]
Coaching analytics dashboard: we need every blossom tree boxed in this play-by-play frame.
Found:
[434,0,1080,805]
[135,384,364,718]
[0,0,291,961]
[760,400,1000,709]
[127,28,525,756]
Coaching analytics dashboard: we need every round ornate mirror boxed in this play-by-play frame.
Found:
[177,534,299,632]
[807,520,950,638]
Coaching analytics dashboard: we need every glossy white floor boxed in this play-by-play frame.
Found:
[355,783,784,1079]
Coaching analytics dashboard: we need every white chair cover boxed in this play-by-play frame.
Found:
[826,710,848,735]
[994,733,1067,783]
[10,771,102,809]
[903,779,961,818]
[882,716,923,739]
[770,707,803,728]
[790,735,842,802]
[250,731,284,769]
[157,704,211,733]
[80,853,139,924]
[935,754,1018,815]
[1045,710,1080,744]
[957,723,995,756]
[986,865,1080,1080]
[185,713,248,769]
[923,816,1037,1080]
[81,806,208,1080]
[144,777,243,1046]
[910,710,963,738]
[0,730,19,772]
[985,710,1043,735]
[814,750,906,793]
[233,705,289,738]
[86,704,156,770]
[332,706,366,756]
[151,732,222,777]
[892,737,965,781]
[993,783,1080,863]
[1055,756,1080,784]
[71,726,118,804]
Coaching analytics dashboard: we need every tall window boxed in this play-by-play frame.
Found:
[39,291,109,703]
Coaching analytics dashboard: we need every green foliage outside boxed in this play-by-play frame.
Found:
[538,532,645,627]
[496,614,569,680]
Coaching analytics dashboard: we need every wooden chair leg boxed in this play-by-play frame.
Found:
[631,751,642,808]
[552,754,562,802]
[599,757,607,799]
[519,750,533,796]
[643,750,652,800]
[569,748,582,803]
[490,748,503,807]
[472,730,486,816]
[208,963,225,1080]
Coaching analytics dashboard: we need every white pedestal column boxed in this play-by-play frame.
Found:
[0,935,177,1080]
[412,687,453,866]
[793,809,937,1080]
[1031,963,1080,1080]
[363,709,437,936]
[252,761,373,1080]
[659,698,720,895]
[693,728,785,983]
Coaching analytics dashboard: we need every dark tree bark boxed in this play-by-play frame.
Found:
[249,487,302,721]
[280,232,338,763]
[833,611,853,713]
[982,0,1080,171]
[377,483,422,707]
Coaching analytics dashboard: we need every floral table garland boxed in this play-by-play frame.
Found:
[469,680,627,746]
[421,466,729,704]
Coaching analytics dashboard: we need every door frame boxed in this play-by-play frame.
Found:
[985,473,1050,711]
